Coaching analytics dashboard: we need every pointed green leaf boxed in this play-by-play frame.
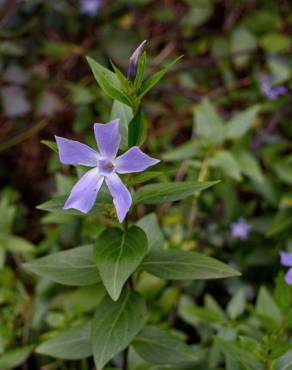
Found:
[134,51,147,90]
[94,226,148,301]
[41,140,58,153]
[110,61,131,92]
[92,291,147,370]
[225,105,260,140]
[210,150,242,181]
[137,213,165,251]
[138,56,183,99]
[234,151,264,183]
[142,249,240,280]
[129,171,163,185]
[227,289,246,320]
[133,326,199,365]
[86,56,132,106]
[134,181,219,205]
[256,286,281,324]
[162,139,205,161]
[0,345,33,370]
[24,245,100,286]
[36,322,92,360]
[128,105,147,147]
[194,98,224,145]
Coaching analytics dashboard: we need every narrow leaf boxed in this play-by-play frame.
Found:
[139,56,183,99]
[86,56,132,106]
[36,322,92,360]
[128,105,147,147]
[225,105,260,140]
[24,245,100,286]
[142,249,240,280]
[134,181,219,205]
[0,346,33,370]
[133,326,199,365]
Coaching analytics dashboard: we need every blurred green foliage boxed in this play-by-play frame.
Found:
[1,0,292,369]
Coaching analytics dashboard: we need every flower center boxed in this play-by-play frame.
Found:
[106,161,114,169]
[98,158,115,176]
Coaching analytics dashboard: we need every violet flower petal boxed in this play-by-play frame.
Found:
[94,119,121,159]
[285,268,292,285]
[55,136,99,166]
[280,251,292,267]
[64,168,103,213]
[105,173,132,222]
[115,146,160,174]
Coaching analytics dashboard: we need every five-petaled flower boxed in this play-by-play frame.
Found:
[280,251,292,285]
[55,119,159,222]
[80,0,102,17]
[230,217,252,241]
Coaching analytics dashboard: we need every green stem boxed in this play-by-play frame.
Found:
[187,147,213,236]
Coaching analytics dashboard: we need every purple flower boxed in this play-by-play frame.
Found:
[80,0,102,16]
[230,218,252,241]
[127,40,147,80]
[259,75,288,100]
[280,251,292,285]
[55,119,159,222]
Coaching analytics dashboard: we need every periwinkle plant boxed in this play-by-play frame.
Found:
[25,43,240,369]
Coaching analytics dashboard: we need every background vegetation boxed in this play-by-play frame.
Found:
[1,0,292,369]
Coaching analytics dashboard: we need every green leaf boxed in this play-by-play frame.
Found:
[225,105,260,140]
[134,51,147,90]
[36,322,92,360]
[231,28,257,68]
[129,171,163,185]
[41,140,58,153]
[138,56,183,99]
[275,349,292,370]
[227,289,246,320]
[234,151,264,183]
[94,226,148,301]
[274,272,292,310]
[267,210,292,237]
[134,181,219,205]
[182,0,213,28]
[218,339,262,370]
[210,150,242,181]
[92,291,147,370]
[142,249,240,280]
[110,61,131,92]
[86,56,132,106]
[24,245,100,286]
[110,100,133,149]
[0,345,33,370]
[194,98,224,145]
[256,286,281,324]
[162,139,205,161]
[184,305,225,324]
[273,161,292,186]
[133,326,199,365]
[128,105,147,147]
[2,236,34,253]
[137,213,165,251]
[260,33,291,53]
